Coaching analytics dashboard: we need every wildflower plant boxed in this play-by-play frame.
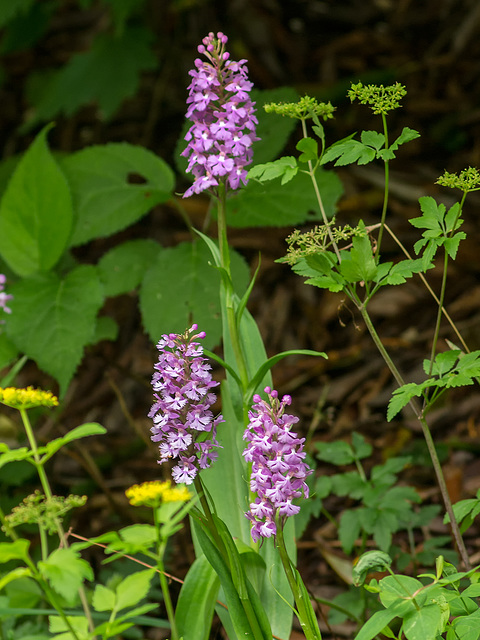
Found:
[2,28,480,640]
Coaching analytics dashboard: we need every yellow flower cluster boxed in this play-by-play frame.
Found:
[0,386,59,410]
[125,480,192,507]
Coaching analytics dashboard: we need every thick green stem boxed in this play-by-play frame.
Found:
[216,182,250,390]
[358,305,471,570]
[276,516,322,640]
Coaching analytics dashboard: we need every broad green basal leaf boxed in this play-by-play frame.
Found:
[6,265,104,395]
[62,143,174,246]
[0,124,73,276]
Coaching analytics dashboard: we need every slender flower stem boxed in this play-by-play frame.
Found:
[276,517,322,640]
[217,182,250,391]
[426,250,449,379]
[375,112,390,263]
[19,409,97,636]
[358,304,471,570]
[153,509,178,640]
[300,119,341,264]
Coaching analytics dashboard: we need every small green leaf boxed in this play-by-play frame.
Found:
[296,137,318,163]
[0,539,30,563]
[352,550,392,586]
[247,157,298,185]
[360,130,385,150]
[92,584,116,612]
[39,548,93,604]
[0,124,73,276]
[339,509,362,554]
[387,382,425,421]
[115,569,155,611]
[316,440,355,465]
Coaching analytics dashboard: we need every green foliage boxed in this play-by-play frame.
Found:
[316,433,423,554]
[226,168,343,228]
[387,350,480,421]
[411,196,465,263]
[139,240,249,351]
[355,559,480,640]
[436,166,480,193]
[444,489,480,534]
[26,27,156,125]
[0,125,73,277]
[6,267,104,395]
[62,142,174,247]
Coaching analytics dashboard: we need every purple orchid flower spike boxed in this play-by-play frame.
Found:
[0,274,12,319]
[243,387,312,543]
[148,324,223,485]
[182,31,259,198]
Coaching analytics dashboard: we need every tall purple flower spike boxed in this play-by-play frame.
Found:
[148,325,223,485]
[182,31,259,198]
[243,387,312,543]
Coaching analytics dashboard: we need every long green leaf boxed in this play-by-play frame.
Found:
[175,555,220,640]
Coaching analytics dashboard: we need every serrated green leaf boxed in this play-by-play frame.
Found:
[360,130,385,150]
[0,124,73,276]
[92,584,116,612]
[225,168,343,228]
[0,539,30,563]
[444,232,466,259]
[26,27,156,123]
[296,137,318,163]
[351,432,373,459]
[322,139,376,166]
[316,440,355,465]
[115,569,155,611]
[390,127,421,151]
[139,240,249,351]
[62,144,174,247]
[6,265,104,395]
[424,350,460,377]
[97,239,160,296]
[247,157,298,184]
[331,471,368,498]
[339,509,362,554]
[339,229,377,283]
[387,382,425,421]
[39,548,93,604]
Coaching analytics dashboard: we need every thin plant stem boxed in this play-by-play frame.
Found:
[19,409,97,636]
[375,112,390,263]
[426,250,449,379]
[358,304,471,570]
[382,223,469,353]
[300,119,341,263]
[153,508,178,640]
